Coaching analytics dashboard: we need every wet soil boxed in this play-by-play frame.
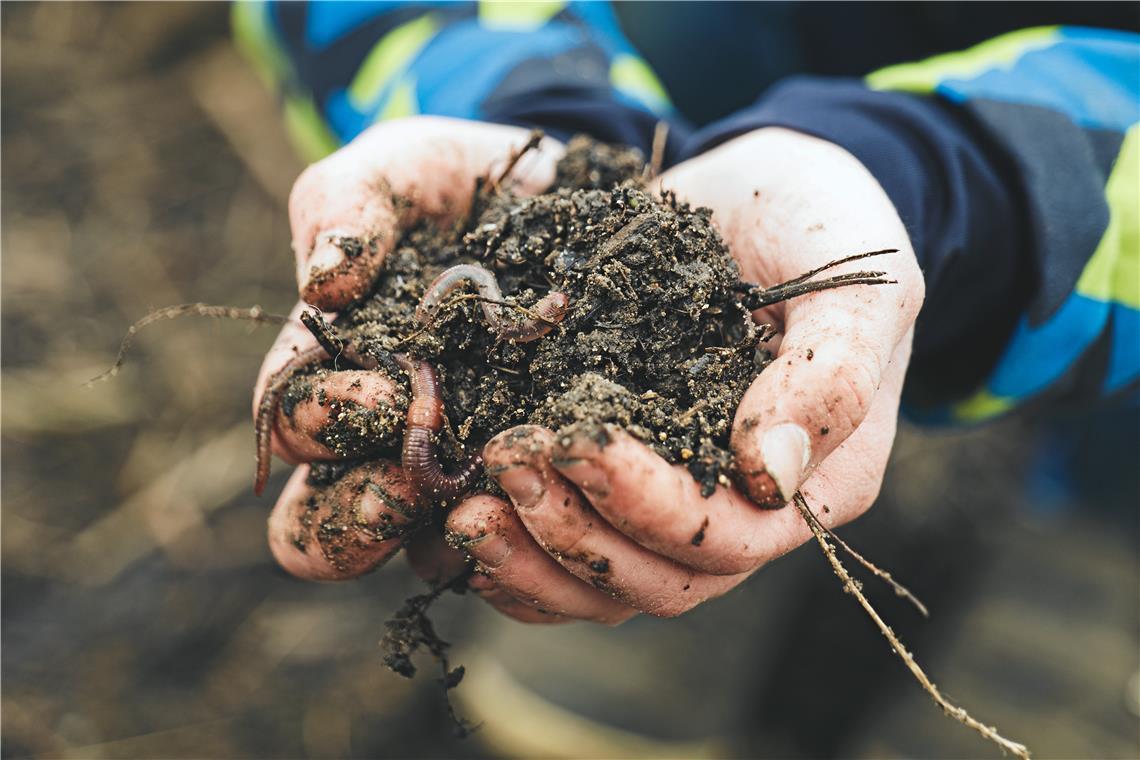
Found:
[299,136,772,499]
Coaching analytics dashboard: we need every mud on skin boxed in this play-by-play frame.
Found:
[289,135,771,500]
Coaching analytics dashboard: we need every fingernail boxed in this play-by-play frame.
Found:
[305,237,347,283]
[552,456,610,499]
[496,465,545,510]
[761,423,811,501]
[468,531,512,568]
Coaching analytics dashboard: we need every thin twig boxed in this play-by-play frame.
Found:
[490,129,544,192]
[738,248,900,310]
[300,306,346,368]
[793,493,1031,760]
[85,303,288,387]
[646,120,669,181]
[766,248,899,289]
[744,276,897,310]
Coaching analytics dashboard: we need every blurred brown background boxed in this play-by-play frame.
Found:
[2,3,1137,759]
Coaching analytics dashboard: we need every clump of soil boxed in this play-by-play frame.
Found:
[306,135,771,496]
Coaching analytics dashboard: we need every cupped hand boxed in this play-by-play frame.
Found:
[253,117,563,582]
[448,128,925,623]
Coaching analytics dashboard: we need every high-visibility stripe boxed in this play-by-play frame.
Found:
[1076,125,1140,309]
[867,26,1060,94]
[349,14,440,109]
[610,53,670,113]
[477,0,566,31]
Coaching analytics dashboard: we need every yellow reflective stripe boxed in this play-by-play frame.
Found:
[867,26,1060,93]
[951,388,1017,423]
[283,95,340,162]
[232,0,291,89]
[1075,124,1140,308]
[478,0,566,31]
[348,14,440,109]
[610,53,670,112]
[377,78,420,122]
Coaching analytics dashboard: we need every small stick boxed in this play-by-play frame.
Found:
[86,303,288,387]
[489,129,544,192]
[793,493,1031,760]
[300,307,345,365]
[739,248,899,311]
[646,120,670,181]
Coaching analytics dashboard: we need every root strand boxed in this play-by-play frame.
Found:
[794,493,1030,759]
[86,303,288,387]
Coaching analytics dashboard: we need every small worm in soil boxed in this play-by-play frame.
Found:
[393,353,483,503]
[255,345,333,496]
[415,263,569,342]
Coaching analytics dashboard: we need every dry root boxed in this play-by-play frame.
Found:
[794,493,1031,759]
[86,303,288,387]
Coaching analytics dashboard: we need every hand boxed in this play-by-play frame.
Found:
[253,117,563,582]
[446,128,924,622]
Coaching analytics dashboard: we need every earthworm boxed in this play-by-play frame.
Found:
[255,344,332,496]
[415,263,569,342]
[393,353,484,503]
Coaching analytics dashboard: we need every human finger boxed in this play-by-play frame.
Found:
[267,460,420,581]
[446,494,637,624]
[252,302,406,466]
[289,117,563,309]
[731,305,919,507]
[485,427,748,617]
[550,425,796,575]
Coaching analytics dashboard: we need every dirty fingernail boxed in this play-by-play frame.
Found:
[496,465,545,510]
[761,423,811,501]
[467,531,512,568]
[304,237,346,283]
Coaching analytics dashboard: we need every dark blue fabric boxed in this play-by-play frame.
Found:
[484,91,692,166]
[680,77,1032,404]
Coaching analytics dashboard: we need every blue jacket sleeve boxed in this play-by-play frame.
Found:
[231,0,690,162]
[685,27,1140,422]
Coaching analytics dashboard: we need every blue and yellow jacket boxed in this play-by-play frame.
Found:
[233,2,1139,423]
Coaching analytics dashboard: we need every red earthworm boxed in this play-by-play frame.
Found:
[255,344,331,496]
[393,353,483,503]
[415,263,569,342]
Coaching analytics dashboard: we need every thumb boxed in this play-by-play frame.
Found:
[733,306,916,507]
[289,117,563,310]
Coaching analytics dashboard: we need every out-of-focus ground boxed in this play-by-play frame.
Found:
[2,4,1137,759]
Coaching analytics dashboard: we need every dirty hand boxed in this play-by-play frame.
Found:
[447,128,924,623]
[252,117,563,583]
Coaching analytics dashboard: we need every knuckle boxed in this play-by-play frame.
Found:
[824,343,879,433]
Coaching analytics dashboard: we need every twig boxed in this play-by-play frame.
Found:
[490,129,544,192]
[645,120,669,181]
[300,306,345,368]
[85,303,288,387]
[793,493,1031,760]
[739,248,899,310]
[798,500,928,618]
